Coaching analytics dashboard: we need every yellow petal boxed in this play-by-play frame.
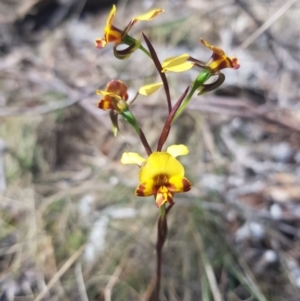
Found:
[136,179,156,196]
[133,9,164,22]
[96,90,121,100]
[200,39,224,56]
[121,152,146,165]
[139,152,184,182]
[166,144,189,157]
[96,89,105,95]
[168,176,191,193]
[138,82,163,96]
[162,62,194,73]
[105,28,123,44]
[95,5,119,48]
[161,54,194,72]
[107,5,116,27]
[162,53,189,66]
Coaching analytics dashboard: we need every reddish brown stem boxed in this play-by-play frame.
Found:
[153,215,167,301]
[139,128,152,156]
[157,87,189,151]
[142,33,172,113]
[153,204,174,301]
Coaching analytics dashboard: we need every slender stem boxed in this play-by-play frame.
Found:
[143,34,172,113]
[121,110,152,155]
[153,203,174,301]
[139,128,152,156]
[172,69,212,122]
[128,92,140,106]
[160,205,166,218]
[155,240,162,301]
[157,87,189,151]
[154,216,166,300]
[139,44,152,58]
[172,86,197,122]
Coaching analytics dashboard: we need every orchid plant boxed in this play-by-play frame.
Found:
[95,5,239,300]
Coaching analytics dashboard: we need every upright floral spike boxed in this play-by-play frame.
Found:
[95,5,164,58]
[121,145,191,207]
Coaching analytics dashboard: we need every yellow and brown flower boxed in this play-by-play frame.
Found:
[161,39,240,74]
[96,80,128,111]
[121,145,191,207]
[200,39,240,72]
[95,5,164,51]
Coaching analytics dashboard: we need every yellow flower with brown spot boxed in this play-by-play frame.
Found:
[96,80,162,136]
[161,39,240,121]
[121,145,191,207]
[96,80,128,111]
[96,80,163,111]
[95,5,164,50]
[96,80,129,136]
[95,5,121,49]
[161,39,240,74]
[200,39,240,72]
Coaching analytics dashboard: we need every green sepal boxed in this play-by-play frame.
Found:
[113,38,141,60]
[123,34,137,45]
[197,72,225,95]
[191,69,212,91]
[109,110,120,137]
[121,109,140,134]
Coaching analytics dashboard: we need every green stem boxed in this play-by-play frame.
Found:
[121,110,152,155]
[172,69,212,122]
[172,86,197,122]
[160,204,166,218]
[139,44,151,58]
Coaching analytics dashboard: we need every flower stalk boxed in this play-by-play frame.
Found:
[94,5,240,299]
[154,212,167,300]
[173,69,212,121]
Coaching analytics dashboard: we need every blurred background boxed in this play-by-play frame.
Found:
[1,0,300,300]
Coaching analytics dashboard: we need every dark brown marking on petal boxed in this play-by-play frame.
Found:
[216,59,229,71]
[211,53,222,62]
[182,178,192,192]
[166,182,176,192]
[105,26,123,43]
[168,183,175,190]
[136,183,146,196]
[98,100,114,110]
